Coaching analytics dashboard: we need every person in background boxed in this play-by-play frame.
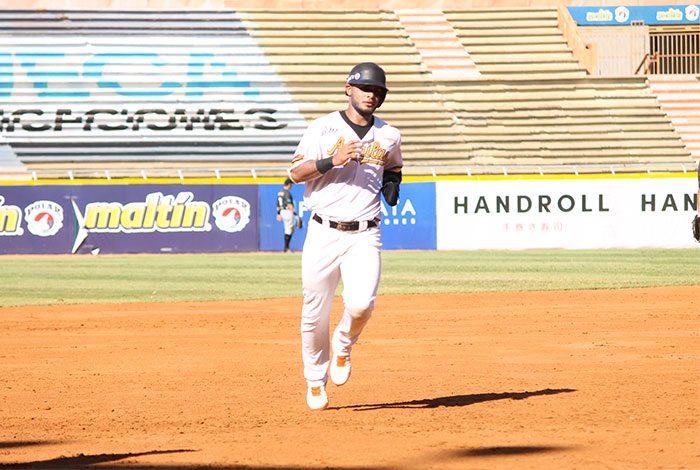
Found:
[276,178,299,252]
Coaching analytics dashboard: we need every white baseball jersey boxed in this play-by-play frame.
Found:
[291,111,402,222]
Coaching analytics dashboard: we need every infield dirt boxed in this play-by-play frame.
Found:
[1,286,698,469]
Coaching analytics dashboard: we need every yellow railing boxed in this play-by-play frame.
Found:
[557,5,597,75]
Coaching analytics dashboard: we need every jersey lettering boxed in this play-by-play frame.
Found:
[326,138,388,164]
[328,137,345,156]
[357,141,387,165]
[365,142,386,161]
[324,133,390,164]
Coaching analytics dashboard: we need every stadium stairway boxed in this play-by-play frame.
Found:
[395,9,481,80]
[647,75,700,160]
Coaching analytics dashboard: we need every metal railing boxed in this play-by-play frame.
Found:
[20,167,294,181]
[580,23,699,76]
[648,29,700,75]
[4,162,695,182]
[634,52,659,75]
[423,162,697,178]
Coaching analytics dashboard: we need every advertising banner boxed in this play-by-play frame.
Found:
[1,31,306,165]
[378,181,436,251]
[0,184,259,254]
[568,5,700,26]
[436,176,698,250]
[258,181,437,252]
[0,185,72,254]
[3,177,696,254]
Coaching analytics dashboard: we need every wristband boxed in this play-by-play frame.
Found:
[316,157,334,174]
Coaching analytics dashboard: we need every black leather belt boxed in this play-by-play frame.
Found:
[313,213,378,232]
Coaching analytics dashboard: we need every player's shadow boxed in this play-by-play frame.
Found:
[0,449,196,468]
[452,444,573,457]
[0,450,385,470]
[332,388,576,411]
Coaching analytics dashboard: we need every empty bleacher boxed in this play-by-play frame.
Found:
[445,8,587,80]
[239,9,471,173]
[0,8,694,179]
[439,76,690,166]
[441,8,691,169]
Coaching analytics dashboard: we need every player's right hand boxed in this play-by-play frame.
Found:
[333,140,362,166]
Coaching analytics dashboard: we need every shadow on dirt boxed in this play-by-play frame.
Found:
[0,441,575,469]
[456,445,573,457]
[0,443,62,450]
[1,389,576,469]
[1,448,386,470]
[0,450,201,469]
[332,387,577,411]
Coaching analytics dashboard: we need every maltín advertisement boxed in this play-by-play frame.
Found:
[0,184,259,254]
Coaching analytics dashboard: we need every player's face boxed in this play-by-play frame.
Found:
[347,84,383,117]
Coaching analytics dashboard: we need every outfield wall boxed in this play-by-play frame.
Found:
[0,174,697,254]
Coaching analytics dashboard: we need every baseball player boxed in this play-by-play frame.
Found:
[289,62,403,410]
[276,178,299,252]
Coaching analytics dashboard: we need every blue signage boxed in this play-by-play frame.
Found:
[380,181,437,251]
[0,51,263,98]
[258,181,437,252]
[569,4,700,26]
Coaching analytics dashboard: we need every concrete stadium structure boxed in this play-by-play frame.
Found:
[0,1,697,180]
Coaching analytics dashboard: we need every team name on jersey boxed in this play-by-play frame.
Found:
[328,137,388,165]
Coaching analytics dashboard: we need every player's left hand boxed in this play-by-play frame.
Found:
[693,215,700,242]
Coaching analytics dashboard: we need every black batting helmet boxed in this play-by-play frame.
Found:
[346,62,388,106]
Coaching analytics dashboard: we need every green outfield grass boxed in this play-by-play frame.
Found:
[1,249,698,307]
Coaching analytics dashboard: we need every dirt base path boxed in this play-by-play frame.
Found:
[1,286,698,469]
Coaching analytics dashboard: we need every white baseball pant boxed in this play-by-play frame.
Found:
[300,217,381,387]
[280,209,295,235]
